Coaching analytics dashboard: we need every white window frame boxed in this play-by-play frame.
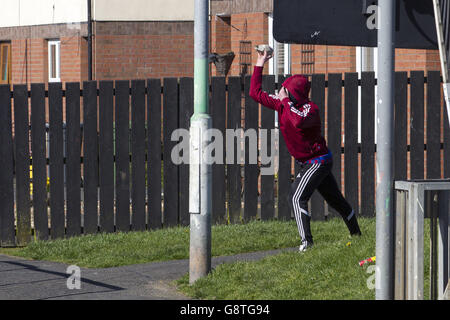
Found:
[0,42,11,84]
[48,40,61,83]
[268,14,290,77]
[283,43,291,75]
[356,46,378,143]
[269,14,291,128]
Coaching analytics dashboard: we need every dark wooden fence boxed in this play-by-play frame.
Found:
[0,71,449,247]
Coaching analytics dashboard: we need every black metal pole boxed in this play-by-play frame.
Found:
[87,0,93,81]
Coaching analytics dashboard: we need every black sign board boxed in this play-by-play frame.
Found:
[273,0,443,49]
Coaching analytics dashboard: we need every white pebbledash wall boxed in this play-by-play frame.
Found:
[0,0,194,28]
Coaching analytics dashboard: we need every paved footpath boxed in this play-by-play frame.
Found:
[0,248,296,300]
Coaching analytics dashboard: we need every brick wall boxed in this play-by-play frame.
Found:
[94,21,194,80]
[11,39,29,85]
[211,15,232,76]
[3,17,443,84]
[5,21,194,84]
[396,48,440,72]
[11,36,87,86]
[211,12,366,78]
[291,44,357,76]
[228,12,268,76]
[61,36,88,84]
[11,38,47,85]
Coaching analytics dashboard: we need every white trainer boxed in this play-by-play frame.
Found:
[299,241,313,252]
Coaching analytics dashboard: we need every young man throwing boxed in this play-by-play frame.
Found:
[249,50,362,252]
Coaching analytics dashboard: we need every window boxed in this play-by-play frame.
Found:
[0,42,11,84]
[48,40,61,82]
[276,42,291,75]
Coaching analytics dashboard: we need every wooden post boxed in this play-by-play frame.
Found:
[244,75,258,222]
[226,77,242,224]
[66,82,82,237]
[49,82,65,239]
[30,83,48,241]
[260,75,275,221]
[98,81,115,233]
[131,80,146,231]
[163,78,179,227]
[147,78,162,230]
[83,81,99,234]
[115,80,131,232]
[211,77,227,224]
[0,85,15,246]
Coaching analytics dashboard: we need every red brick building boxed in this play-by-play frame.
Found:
[210,0,441,77]
[0,0,195,86]
[0,0,442,87]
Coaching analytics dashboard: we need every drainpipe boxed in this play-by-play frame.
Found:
[87,0,93,81]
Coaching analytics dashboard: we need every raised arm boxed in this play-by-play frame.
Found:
[249,50,283,112]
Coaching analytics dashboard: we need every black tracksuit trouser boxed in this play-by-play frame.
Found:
[288,160,361,245]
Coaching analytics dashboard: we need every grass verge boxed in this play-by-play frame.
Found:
[0,219,303,268]
[0,217,431,300]
[176,217,431,300]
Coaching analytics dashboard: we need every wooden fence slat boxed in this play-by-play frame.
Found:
[310,74,326,220]
[0,85,15,246]
[83,81,99,234]
[163,78,179,227]
[65,82,81,237]
[290,74,298,190]
[327,74,343,218]
[278,133,292,221]
[99,81,115,233]
[244,75,258,222]
[426,71,442,179]
[260,75,275,221]
[14,85,31,245]
[147,79,162,229]
[179,77,193,226]
[49,82,65,239]
[30,83,48,240]
[227,77,242,224]
[445,97,450,178]
[394,72,408,181]
[277,75,292,221]
[115,80,131,232]
[344,73,359,216]
[131,80,146,231]
[410,71,425,180]
[360,72,375,217]
[211,77,227,224]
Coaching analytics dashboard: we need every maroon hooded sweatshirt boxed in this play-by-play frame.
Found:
[249,66,328,162]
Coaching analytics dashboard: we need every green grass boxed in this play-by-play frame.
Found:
[0,217,431,300]
[176,217,377,300]
[176,218,432,300]
[0,219,304,268]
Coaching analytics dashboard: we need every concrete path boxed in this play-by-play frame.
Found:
[0,247,296,300]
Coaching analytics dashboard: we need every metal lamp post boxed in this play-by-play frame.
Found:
[189,0,212,284]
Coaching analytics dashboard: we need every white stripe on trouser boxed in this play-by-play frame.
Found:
[293,163,319,241]
[300,208,310,217]
[292,163,321,242]
[347,209,354,221]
